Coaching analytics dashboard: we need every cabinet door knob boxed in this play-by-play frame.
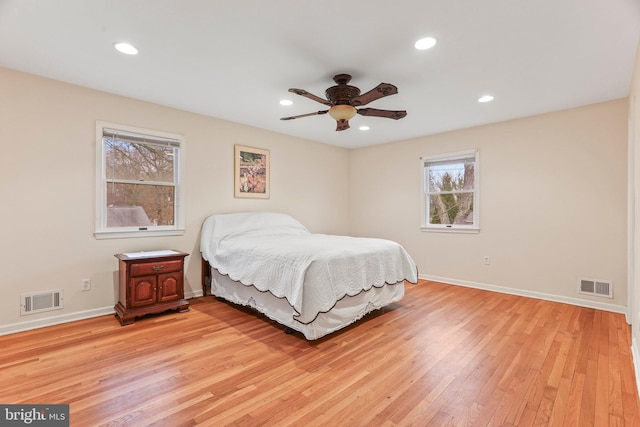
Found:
[152,265,165,271]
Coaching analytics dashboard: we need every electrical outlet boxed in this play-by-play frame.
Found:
[483,256,490,265]
[81,279,91,291]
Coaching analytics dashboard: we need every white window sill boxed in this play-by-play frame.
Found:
[420,227,480,234]
[94,229,185,240]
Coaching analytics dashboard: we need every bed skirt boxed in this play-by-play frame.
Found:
[209,268,405,340]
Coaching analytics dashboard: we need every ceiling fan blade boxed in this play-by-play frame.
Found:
[351,83,398,106]
[357,108,407,120]
[280,110,329,121]
[336,119,350,131]
[288,88,332,106]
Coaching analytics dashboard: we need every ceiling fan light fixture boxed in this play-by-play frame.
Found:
[279,99,293,106]
[414,37,437,50]
[328,104,357,121]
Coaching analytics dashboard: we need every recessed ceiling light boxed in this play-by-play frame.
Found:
[414,37,437,50]
[359,125,370,131]
[279,99,293,106]
[478,95,494,103]
[114,42,138,55]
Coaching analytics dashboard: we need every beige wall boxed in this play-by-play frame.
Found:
[630,39,640,365]
[349,99,629,309]
[0,67,350,330]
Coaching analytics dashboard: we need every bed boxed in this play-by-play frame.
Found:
[200,212,418,340]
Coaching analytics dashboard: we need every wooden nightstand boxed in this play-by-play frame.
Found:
[114,250,189,325]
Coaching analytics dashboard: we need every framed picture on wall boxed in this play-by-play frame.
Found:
[234,144,270,199]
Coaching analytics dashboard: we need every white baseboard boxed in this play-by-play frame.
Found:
[420,274,628,316]
[0,290,205,337]
[0,306,115,336]
[186,289,203,299]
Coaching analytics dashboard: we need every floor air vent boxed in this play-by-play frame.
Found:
[21,289,63,315]
[578,278,613,299]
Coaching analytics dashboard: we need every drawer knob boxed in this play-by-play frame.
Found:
[152,265,165,271]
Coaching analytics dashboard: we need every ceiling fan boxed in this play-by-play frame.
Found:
[280,73,407,131]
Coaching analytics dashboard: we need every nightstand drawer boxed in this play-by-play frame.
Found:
[130,260,182,277]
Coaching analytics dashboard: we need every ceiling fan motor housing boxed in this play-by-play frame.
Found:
[325,84,361,104]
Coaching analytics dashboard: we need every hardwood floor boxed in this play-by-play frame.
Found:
[1,280,639,426]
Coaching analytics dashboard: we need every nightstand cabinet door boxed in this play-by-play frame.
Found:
[130,275,158,307]
[114,251,189,326]
[158,272,183,302]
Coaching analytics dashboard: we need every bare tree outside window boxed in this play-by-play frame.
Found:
[423,151,478,231]
[105,138,176,228]
[96,122,184,238]
[105,138,177,228]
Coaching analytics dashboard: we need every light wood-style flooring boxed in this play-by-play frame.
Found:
[1,280,639,426]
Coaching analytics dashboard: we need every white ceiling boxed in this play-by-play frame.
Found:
[1,1,639,149]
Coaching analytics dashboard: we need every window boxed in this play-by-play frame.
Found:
[95,121,185,239]
[421,149,479,232]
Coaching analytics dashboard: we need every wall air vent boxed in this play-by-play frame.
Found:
[21,289,63,315]
[578,278,613,299]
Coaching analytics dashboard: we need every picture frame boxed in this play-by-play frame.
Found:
[234,144,270,199]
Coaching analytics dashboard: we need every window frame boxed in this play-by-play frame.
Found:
[95,121,186,239]
[420,149,480,233]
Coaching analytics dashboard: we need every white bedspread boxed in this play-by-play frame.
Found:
[201,212,418,324]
